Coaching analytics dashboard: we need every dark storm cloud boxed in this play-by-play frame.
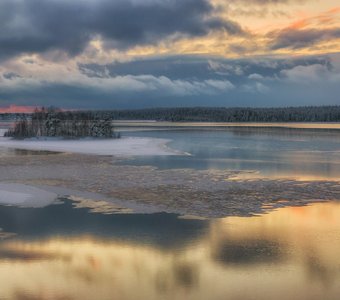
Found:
[0,0,243,59]
[269,28,340,50]
[0,0,91,59]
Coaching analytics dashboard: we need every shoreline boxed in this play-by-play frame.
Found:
[113,121,340,130]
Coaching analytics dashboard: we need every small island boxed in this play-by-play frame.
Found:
[5,107,119,139]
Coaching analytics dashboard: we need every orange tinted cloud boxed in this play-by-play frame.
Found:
[289,19,310,30]
[288,6,340,29]
[267,6,340,51]
[326,6,340,15]
[317,6,340,25]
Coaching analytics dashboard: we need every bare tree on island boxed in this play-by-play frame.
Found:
[5,107,119,139]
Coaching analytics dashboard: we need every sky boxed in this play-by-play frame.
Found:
[0,0,340,111]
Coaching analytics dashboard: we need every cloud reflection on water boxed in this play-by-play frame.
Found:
[0,201,340,299]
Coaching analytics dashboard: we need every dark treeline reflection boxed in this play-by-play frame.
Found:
[212,239,284,265]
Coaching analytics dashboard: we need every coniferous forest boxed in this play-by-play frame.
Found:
[104,106,340,122]
[1,107,340,133]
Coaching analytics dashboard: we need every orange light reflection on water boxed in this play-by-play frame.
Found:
[0,202,340,299]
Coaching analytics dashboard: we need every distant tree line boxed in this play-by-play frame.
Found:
[0,113,28,121]
[100,106,340,122]
[2,106,340,126]
[5,107,118,139]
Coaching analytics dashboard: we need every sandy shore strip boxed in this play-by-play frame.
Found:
[113,121,340,130]
[0,136,184,156]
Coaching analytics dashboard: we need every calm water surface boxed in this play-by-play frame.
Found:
[123,127,340,180]
[1,124,340,299]
[0,200,340,299]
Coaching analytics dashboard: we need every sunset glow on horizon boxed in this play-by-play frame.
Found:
[0,105,37,114]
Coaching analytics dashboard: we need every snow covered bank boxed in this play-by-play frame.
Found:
[0,129,7,137]
[0,137,182,156]
[0,183,58,207]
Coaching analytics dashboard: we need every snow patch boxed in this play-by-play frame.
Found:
[0,129,7,137]
[0,183,58,207]
[0,137,183,156]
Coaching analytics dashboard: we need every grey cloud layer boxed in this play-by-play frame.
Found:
[0,0,243,59]
[1,54,339,108]
[79,55,332,82]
